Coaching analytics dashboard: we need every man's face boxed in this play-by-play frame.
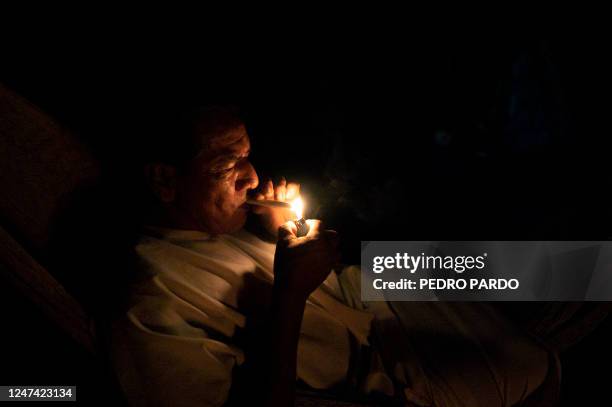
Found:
[175,124,259,235]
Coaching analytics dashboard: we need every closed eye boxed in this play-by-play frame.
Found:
[208,151,249,177]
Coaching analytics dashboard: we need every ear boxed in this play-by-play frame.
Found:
[144,163,178,203]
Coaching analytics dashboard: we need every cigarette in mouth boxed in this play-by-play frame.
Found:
[246,199,293,209]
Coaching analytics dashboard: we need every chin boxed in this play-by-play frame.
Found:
[225,211,248,234]
[203,205,248,235]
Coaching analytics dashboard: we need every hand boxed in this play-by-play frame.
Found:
[273,219,340,301]
[252,177,300,237]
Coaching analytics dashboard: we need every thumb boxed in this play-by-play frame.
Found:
[278,221,298,242]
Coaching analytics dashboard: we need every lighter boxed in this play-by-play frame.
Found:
[291,197,309,237]
[246,196,309,237]
[294,218,310,237]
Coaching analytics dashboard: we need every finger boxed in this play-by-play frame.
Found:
[305,219,323,237]
[278,221,298,241]
[286,183,300,200]
[264,179,274,199]
[323,229,339,248]
[275,178,287,201]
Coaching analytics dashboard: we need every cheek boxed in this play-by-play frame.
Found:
[209,176,239,211]
[187,173,247,233]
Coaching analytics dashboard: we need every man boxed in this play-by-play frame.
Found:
[111,106,557,406]
[112,106,374,407]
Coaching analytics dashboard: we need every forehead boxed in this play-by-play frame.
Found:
[205,124,250,153]
[193,124,250,167]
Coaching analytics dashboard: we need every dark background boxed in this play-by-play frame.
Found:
[4,31,612,249]
[2,25,612,405]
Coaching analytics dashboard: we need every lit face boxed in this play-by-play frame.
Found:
[175,124,259,234]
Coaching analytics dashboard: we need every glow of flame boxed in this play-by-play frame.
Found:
[291,197,304,219]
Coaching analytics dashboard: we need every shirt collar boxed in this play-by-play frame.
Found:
[143,226,212,242]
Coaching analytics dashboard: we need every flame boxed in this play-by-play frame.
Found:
[291,197,304,219]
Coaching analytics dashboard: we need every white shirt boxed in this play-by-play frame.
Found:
[110,227,374,407]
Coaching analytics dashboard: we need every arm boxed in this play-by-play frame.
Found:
[262,284,307,405]
[234,220,339,406]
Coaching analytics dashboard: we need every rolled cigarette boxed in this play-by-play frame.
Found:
[246,199,293,209]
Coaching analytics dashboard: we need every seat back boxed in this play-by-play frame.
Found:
[0,83,100,353]
[0,83,99,252]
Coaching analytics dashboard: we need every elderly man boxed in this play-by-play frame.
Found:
[110,107,556,407]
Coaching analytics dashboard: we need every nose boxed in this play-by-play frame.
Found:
[236,160,259,192]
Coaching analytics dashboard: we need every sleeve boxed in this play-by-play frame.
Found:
[110,298,244,407]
